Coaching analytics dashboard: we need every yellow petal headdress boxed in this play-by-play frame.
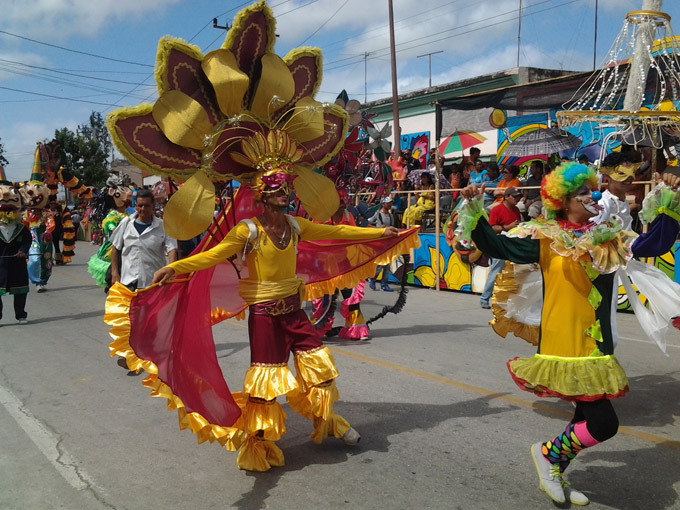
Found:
[107,1,347,239]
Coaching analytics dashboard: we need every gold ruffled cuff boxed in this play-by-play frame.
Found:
[243,363,299,400]
[236,436,285,472]
[241,399,288,441]
[508,354,629,401]
[293,346,339,390]
[491,263,539,346]
[311,414,351,444]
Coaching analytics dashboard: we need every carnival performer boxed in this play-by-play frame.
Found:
[150,172,398,470]
[456,163,680,505]
[402,172,435,226]
[20,180,55,292]
[87,176,132,290]
[103,0,419,474]
[0,178,31,324]
[312,189,371,340]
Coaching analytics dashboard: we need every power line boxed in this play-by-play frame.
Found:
[0,29,154,68]
[324,0,580,72]
[298,0,350,46]
[0,86,133,107]
[0,58,157,87]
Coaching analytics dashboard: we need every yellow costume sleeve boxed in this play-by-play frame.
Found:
[167,222,249,274]
[296,216,385,241]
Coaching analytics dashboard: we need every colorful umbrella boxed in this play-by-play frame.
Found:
[439,130,486,156]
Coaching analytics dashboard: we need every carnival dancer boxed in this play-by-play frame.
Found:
[0,177,31,324]
[20,180,55,292]
[151,172,399,470]
[102,0,419,474]
[312,189,371,340]
[456,163,680,505]
[87,176,132,290]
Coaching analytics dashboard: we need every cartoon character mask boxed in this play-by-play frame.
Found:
[0,183,22,212]
[19,181,51,210]
[108,186,132,209]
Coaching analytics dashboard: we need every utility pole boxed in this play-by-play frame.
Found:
[417,50,443,88]
[517,0,523,67]
[593,0,598,70]
[364,52,368,103]
[388,0,400,152]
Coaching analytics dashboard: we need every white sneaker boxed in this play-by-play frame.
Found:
[18,318,28,325]
[530,442,565,503]
[341,427,361,446]
[562,479,590,506]
[37,284,46,293]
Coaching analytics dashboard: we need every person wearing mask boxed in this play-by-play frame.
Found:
[479,187,522,309]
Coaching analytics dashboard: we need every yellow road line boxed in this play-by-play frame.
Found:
[329,347,680,450]
[158,299,680,449]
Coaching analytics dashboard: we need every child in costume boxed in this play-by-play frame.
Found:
[456,163,680,505]
[20,180,55,293]
[87,176,132,290]
[0,178,31,323]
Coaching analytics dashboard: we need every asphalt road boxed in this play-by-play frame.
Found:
[1,242,679,510]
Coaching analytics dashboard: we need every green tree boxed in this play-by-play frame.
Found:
[0,137,9,169]
[54,111,112,188]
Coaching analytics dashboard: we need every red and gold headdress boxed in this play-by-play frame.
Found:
[107,1,348,239]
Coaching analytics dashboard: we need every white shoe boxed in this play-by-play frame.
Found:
[530,442,565,503]
[37,284,46,293]
[341,427,361,446]
[18,318,28,325]
[562,479,590,505]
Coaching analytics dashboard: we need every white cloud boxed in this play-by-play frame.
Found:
[1,0,182,40]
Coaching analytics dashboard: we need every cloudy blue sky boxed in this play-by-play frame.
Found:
[1,0,677,181]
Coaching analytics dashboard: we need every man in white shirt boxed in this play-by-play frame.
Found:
[110,189,177,291]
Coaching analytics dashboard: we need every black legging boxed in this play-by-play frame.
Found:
[572,399,619,442]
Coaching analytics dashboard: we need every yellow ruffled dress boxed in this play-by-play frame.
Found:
[470,216,637,401]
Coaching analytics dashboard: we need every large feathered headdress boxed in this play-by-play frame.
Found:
[107,1,348,239]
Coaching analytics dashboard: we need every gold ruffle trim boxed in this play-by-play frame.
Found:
[491,263,539,346]
[240,398,287,441]
[243,364,299,400]
[210,306,246,324]
[293,346,339,390]
[104,283,245,451]
[303,228,420,301]
[508,354,629,401]
[236,436,285,472]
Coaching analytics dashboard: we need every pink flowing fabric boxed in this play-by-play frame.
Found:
[121,188,418,429]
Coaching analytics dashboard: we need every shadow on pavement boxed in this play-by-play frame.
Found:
[359,322,486,339]
[215,342,250,359]
[26,310,104,324]
[230,394,515,510]
[569,441,680,509]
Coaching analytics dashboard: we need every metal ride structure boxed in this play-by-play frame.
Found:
[557,0,680,170]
